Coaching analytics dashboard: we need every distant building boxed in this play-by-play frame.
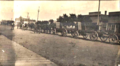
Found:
[15,16,36,25]
[78,11,108,24]
[108,11,120,23]
[29,20,36,24]
[89,11,101,15]
[23,18,29,24]
[15,18,20,25]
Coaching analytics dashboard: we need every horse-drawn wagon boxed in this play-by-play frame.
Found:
[53,21,98,40]
[96,12,120,44]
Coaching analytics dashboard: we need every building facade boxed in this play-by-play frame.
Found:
[15,16,36,25]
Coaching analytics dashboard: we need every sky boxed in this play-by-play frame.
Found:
[0,1,119,21]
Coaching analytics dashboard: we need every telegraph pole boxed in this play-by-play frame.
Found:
[11,9,13,20]
[27,12,30,23]
[97,0,100,25]
[37,6,40,22]
[27,12,29,19]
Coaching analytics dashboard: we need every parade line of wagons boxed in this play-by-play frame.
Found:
[1,11,120,44]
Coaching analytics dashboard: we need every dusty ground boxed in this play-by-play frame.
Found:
[0,25,120,66]
[0,25,58,66]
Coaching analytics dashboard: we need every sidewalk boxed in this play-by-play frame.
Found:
[0,35,58,66]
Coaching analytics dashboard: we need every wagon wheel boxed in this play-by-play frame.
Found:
[90,31,98,40]
[73,31,79,37]
[100,35,108,42]
[71,32,74,37]
[99,32,108,42]
[83,33,88,39]
[109,34,119,44]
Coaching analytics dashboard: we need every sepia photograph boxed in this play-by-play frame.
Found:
[0,0,120,66]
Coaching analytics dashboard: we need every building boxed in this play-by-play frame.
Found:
[77,11,108,24]
[15,16,36,25]
[29,20,36,24]
[108,11,120,23]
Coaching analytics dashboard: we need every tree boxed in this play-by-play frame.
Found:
[57,16,64,22]
[49,19,54,23]
[63,14,69,23]
[69,14,77,22]
[36,21,42,24]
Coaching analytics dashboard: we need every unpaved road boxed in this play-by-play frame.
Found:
[0,26,57,66]
[0,25,120,66]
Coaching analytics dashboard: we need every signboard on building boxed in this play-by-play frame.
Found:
[89,12,101,15]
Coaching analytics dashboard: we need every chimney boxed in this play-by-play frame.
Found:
[105,11,107,15]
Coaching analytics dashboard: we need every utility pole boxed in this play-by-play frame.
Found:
[27,12,29,19]
[97,0,100,25]
[37,6,40,22]
[119,0,120,10]
[27,12,29,23]
[11,9,13,21]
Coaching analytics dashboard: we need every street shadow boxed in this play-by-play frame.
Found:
[0,25,16,66]
[66,35,120,45]
[47,32,120,45]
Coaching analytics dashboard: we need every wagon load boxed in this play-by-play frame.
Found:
[56,22,79,29]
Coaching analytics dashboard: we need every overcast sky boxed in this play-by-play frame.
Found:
[0,1,119,21]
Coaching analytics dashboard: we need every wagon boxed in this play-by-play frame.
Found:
[97,12,120,44]
[53,22,99,40]
[37,21,53,33]
[98,22,120,43]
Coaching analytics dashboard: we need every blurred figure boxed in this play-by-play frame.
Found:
[38,24,41,33]
[17,22,21,29]
[34,23,38,33]
[11,23,14,30]
[20,23,22,29]
[25,23,28,30]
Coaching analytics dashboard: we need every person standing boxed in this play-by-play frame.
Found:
[20,23,22,29]
[38,24,41,33]
[11,23,14,30]
[17,23,19,29]
[34,23,37,33]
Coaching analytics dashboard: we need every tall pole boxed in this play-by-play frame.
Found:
[97,0,100,25]
[119,0,120,10]
[27,12,29,23]
[37,6,40,22]
[11,9,13,20]
[27,12,29,18]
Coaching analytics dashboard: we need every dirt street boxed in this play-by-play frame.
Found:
[0,25,120,66]
[0,25,57,66]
